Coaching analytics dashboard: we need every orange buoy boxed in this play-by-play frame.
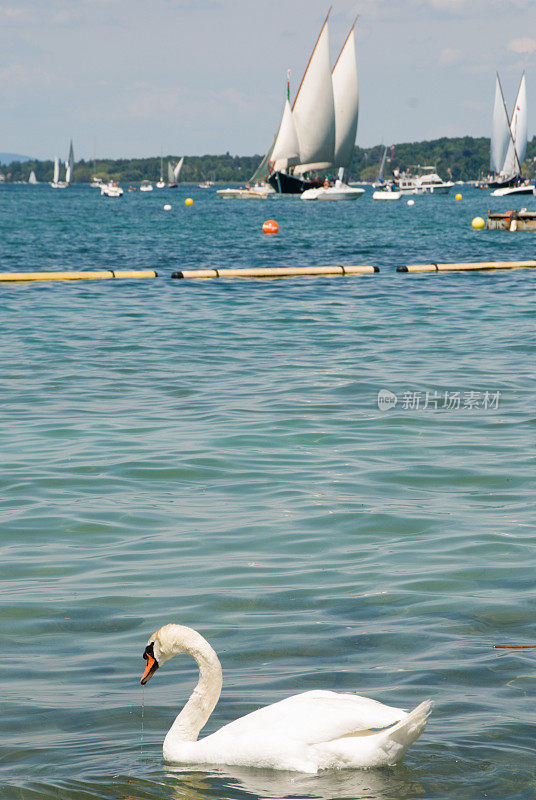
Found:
[262,219,279,235]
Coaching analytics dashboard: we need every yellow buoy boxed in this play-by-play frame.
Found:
[185,198,193,206]
[472,216,485,230]
[455,193,462,200]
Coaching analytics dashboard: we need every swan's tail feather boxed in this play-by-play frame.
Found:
[318,700,432,769]
[377,700,432,764]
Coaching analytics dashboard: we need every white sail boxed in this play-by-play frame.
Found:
[28,170,37,184]
[53,157,60,184]
[490,75,511,175]
[66,140,74,185]
[271,98,300,171]
[173,156,184,182]
[332,23,358,171]
[168,162,174,183]
[292,15,335,174]
[502,73,527,177]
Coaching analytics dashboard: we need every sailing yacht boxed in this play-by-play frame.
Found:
[301,20,364,200]
[168,157,184,188]
[50,157,66,188]
[50,140,74,188]
[265,11,361,196]
[28,170,38,185]
[487,73,530,194]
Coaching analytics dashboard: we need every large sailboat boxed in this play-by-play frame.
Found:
[487,73,529,194]
[266,10,360,195]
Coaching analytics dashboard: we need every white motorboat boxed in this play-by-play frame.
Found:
[217,183,275,199]
[301,179,364,200]
[100,181,123,197]
[395,167,453,194]
[490,182,534,197]
[373,187,402,200]
[140,180,153,192]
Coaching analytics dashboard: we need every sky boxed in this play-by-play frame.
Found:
[0,0,535,160]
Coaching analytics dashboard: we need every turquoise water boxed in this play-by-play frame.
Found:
[1,185,535,800]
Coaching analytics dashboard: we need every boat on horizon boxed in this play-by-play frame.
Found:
[51,141,74,189]
[156,151,166,188]
[168,157,184,188]
[140,180,153,192]
[28,170,38,185]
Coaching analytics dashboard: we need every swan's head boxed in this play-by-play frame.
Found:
[140,623,200,685]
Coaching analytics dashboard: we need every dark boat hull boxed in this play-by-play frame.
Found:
[486,175,518,189]
[268,171,322,195]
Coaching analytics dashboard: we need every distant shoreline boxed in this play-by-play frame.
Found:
[1,135,535,183]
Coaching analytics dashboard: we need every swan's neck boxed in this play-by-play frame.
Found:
[165,626,223,743]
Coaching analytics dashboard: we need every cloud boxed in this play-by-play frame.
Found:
[0,63,52,87]
[438,48,462,65]
[508,37,536,54]
[0,5,29,20]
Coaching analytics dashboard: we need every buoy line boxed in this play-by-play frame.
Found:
[0,270,159,282]
[172,265,379,280]
[397,261,536,273]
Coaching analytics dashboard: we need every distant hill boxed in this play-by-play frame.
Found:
[0,152,32,165]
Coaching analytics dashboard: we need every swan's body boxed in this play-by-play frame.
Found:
[141,624,431,773]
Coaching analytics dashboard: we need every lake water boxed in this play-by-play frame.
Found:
[1,184,535,800]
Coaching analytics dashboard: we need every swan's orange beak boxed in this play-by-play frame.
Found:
[141,643,159,685]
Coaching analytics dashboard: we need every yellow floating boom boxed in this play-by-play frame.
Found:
[0,269,159,282]
[397,261,536,273]
[172,265,378,280]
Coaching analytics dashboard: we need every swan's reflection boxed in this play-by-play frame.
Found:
[164,763,425,800]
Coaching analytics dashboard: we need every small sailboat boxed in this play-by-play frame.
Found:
[168,157,184,188]
[372,146,402,200]
[28,170,38,185]
[156,151,166,188]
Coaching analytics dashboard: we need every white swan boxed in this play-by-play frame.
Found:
[141,624,431,773]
